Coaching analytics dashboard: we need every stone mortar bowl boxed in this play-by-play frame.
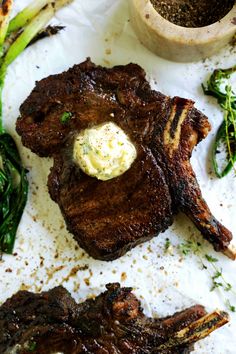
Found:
[129,0,236,62]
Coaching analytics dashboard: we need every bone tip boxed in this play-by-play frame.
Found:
[215,309,230,322]
[223,244,236,261]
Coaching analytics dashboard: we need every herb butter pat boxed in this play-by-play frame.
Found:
[73,122,137,181]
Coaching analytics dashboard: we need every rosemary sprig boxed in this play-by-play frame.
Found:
[203,66,236,178]
[178,240,236,312]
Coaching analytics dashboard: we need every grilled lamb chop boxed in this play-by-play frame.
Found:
[16,59,235,260]
[0,283,229,354]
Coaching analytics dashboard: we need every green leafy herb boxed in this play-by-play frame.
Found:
[226,299,236,313]
[60,111,72,124]
[205,254,218,263]
[212,270,222,280]
[0,0,73,254]
[179,242,191,256]
[164,238,171,253]
[211,270,223,291]
[211,281,223,292]
[0,134,28,253]
[178,240,201,255]
[27,341,37,352]
[203,66,236,177]
[225,283,232,292]
[179,241,236,312]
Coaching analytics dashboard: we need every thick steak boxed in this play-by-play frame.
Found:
[16,59,234,260]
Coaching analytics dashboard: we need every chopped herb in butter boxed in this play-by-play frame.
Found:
[60,111,72,124]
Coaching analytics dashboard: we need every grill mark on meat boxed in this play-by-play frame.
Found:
[0,284,229,354]
[16,58,234,260]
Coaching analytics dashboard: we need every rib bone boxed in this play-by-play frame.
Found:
[223,244,236,261]
[157,310,229,350]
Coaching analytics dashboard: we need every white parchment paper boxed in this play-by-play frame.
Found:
[0,1,236,353]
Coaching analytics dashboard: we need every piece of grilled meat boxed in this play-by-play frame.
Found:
[16,59,235,260]
[0,283,229,354]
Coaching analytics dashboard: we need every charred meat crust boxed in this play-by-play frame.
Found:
[0,283,216,354]
[16,58,233,260]
[48,144,173,260]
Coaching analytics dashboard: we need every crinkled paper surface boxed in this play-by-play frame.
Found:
[1,1,236,353]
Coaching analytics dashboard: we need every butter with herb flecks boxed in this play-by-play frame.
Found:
[73,122,137,181]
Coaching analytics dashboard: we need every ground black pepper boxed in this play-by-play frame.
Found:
[150,0,235,27]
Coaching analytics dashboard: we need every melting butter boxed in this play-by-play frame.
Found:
[73,122,137,181]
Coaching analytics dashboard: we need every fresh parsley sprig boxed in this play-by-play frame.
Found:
[203,66,236,178]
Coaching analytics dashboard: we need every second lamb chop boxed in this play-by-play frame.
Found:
[0,283,229,354]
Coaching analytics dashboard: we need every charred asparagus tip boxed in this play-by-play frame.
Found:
[223,244,236,261]
[157,310,229,350]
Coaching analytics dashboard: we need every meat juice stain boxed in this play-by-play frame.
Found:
[121,272,127,281]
